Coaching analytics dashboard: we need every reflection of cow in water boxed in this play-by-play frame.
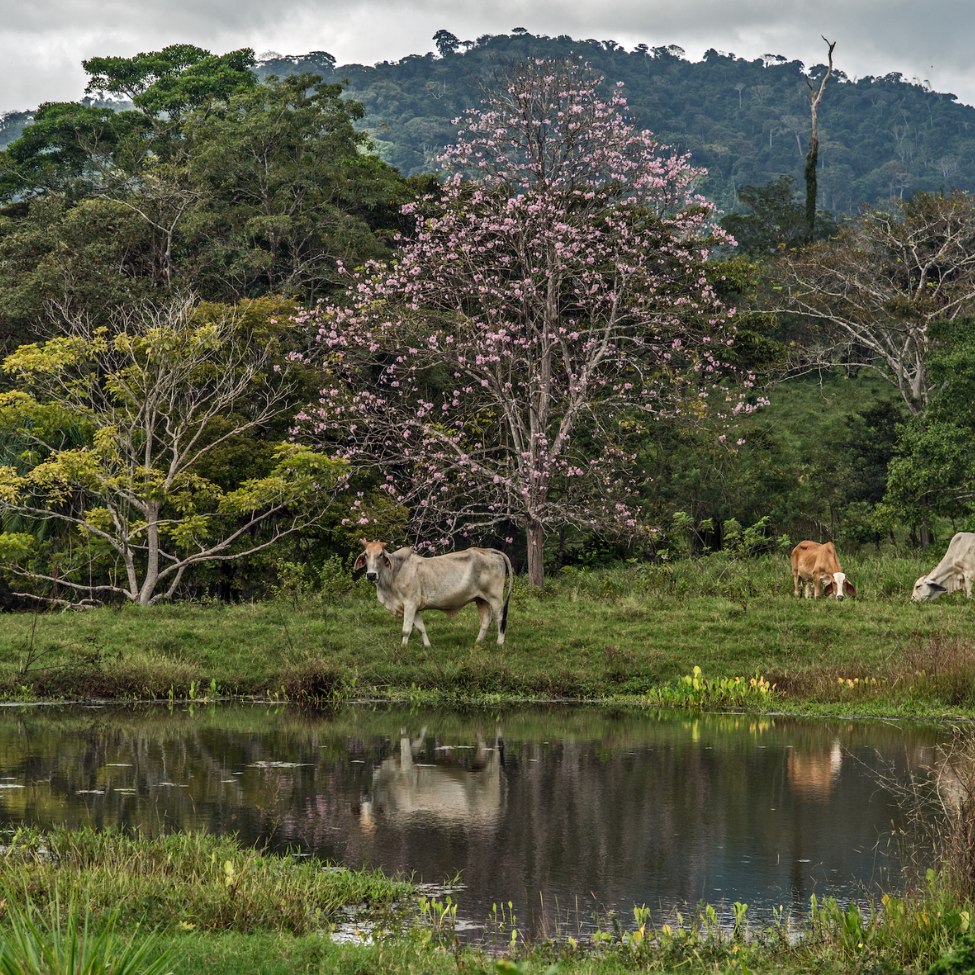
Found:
[787,739,843,800]
[360,728,505,830]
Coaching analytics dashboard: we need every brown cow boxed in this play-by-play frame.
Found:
[791,540,856,600]
[353,540,513,646]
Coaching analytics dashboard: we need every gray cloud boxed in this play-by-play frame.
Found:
[3,0,974,112]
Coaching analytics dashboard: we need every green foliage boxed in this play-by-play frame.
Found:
[647,666,775,709]
[0,295,345,606]
[0,49,413,342]
[886,317,975,526]
[0,102,143,201]
[929,931,975,974]
[642,372,908,550]
[82,45,257,123]
[720,175,836,256]
[0,825,413,936]
[0,890,174,975]
[181,73,408,303]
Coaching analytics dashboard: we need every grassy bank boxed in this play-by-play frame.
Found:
[1,552,973,716]
[1,822,974,975]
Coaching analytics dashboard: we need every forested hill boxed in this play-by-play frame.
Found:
[3,30,973,215]
[254,32,975,214]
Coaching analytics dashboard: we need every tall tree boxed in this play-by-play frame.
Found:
[0,294,343,606]
[182,73,407,302]
[82,45,257,128]
[432,30,461,58]
[803,37,835,241]
[301,58,756,587]
[0,54,412,336]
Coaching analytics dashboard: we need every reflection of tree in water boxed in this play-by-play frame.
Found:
[0,705,946,928]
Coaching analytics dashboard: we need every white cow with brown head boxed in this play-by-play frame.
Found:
[791,540,856,600]
[353,540,513,646]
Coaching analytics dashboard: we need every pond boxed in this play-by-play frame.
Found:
[0,702,952,938]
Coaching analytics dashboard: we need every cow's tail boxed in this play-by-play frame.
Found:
[499,551,514,640]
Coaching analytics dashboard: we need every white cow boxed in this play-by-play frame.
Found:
[359,727,505,831]
[791,540,856,600]
[353,540,513,646]
[911,532,975,602]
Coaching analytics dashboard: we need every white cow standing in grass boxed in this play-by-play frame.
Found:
[912,532,975,602]
[353,540,513,647]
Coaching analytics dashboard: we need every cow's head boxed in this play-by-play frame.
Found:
[823,572,856,600]
[912,576,947,602]
[354,539,393,582]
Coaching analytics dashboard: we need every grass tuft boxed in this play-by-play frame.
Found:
[0,826,413,936]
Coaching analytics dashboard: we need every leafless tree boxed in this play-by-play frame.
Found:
[804,37,836,240]
[777,190,975,414]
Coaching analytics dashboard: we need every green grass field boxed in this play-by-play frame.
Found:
[0,551,973,716]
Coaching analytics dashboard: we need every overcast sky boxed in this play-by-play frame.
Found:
[3,0,973,114]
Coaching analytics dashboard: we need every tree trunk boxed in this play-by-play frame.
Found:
[804,38,835,242]
[526,518,545,589]
[804,144,819,242]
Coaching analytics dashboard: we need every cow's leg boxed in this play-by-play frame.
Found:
[412,613,432,647]
[793,570,801,597]
[402,603,431,647]
[487,594,506,644]
[474,598,493,643]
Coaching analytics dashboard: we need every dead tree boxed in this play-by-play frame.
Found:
[804,37,836,241]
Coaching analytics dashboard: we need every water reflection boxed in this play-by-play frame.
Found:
[787,738,843,800]
[0,704,949,934]
[361,727,505,830]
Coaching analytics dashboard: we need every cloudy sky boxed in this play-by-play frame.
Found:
[2,0,973,113]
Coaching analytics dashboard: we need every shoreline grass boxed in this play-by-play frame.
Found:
[0,820,973,975]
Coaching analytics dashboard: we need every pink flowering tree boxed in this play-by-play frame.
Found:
[299,58,754,588]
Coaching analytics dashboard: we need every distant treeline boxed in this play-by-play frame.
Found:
[4,32,972,216]
[251,31,975,214]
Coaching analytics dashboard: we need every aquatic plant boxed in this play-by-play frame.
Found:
[648,666,775,710]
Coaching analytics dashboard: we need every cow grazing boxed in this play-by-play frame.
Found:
[911,532,975,602]
[791,540,856,600]
[353,540,513,646]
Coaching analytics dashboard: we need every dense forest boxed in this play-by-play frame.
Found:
[4,30,975,216]
[0,40,973,607]
[249,31,975,214]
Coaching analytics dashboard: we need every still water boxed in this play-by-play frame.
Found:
[0,703,951,935]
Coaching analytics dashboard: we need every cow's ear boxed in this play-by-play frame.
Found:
[382,552,393,569]
[823,580,835,598]
[353,553,366,572]
[931,582,948,593]
[845,580,857,599]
